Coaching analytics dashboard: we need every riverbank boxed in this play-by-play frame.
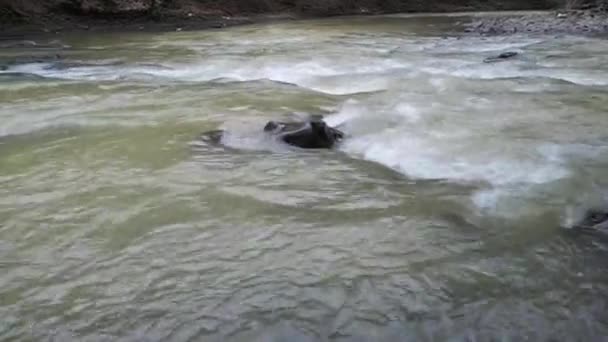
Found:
[0,0,566,37]
[464,9,608,36]
[2,1,607,38]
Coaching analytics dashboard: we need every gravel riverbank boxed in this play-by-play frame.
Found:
[464,9,608,36]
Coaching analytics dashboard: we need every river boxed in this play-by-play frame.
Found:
[1,13,608,341]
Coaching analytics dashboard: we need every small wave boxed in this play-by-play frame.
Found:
[1,60,176,82]
[0,72,51,82]
[0,39,71,49]
[326,93,580,213]
[1,55,409,94]
[343,133,570,186]
[415,60,608,86]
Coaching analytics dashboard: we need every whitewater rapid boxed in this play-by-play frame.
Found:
[3,31,608,218]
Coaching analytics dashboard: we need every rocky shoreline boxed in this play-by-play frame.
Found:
[464,9,608,36]
[1,1,607,39]
[0,0,583,37]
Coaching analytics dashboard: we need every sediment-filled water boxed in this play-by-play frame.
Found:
[1,14,608,341]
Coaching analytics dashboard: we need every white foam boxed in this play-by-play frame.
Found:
[4,34,606,92]
[211,120,292,153]
[2,57,408,93]
[327,90,576,213]
[342,132,570,186]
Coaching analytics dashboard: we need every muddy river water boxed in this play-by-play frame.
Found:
[1,13,608,341]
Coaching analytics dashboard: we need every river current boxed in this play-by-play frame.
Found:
[1,13,608,341]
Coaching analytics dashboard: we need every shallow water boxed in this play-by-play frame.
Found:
[1,14,608,341]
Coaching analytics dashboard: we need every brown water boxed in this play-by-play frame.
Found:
[1,14,608,341]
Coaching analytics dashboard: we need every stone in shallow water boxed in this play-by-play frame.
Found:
[263,119,344,149]
[198,118,344,150]
[483,51,519,63]
[571,209,608,236]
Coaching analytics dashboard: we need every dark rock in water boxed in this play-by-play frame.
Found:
[498,51,518,59]
[198,118,344,150]
[263,119,344,149]
[483,51,519,63]
[210,22,226,29]
[571,209,608,235]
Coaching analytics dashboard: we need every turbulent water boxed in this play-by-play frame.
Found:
[1,14,608,341]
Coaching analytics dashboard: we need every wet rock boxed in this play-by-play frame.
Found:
[199,118,345,150]
[210,22,226,29]
[571,209,608,236]
[263,119,344,149]
[483,51,518,63]
[498,51,518,58]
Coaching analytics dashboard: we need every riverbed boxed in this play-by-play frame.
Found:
[1,14,608,341]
